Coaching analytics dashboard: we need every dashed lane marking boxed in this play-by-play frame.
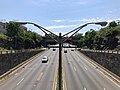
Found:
[37,72,43,81]
[103,88,107,90]
[84,66,88,70]
[17,78,24,85]
[74,67,77,72]
[84,87,87,90]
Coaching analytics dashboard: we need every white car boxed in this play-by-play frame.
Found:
[42,56,48,63]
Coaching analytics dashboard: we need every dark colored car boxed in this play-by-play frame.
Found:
[71,49,74,51]
[53,48,56,51]
[64,50,67,53]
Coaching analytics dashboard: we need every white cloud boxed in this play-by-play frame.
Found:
[106,18,120,23]
[68,19,82,22]
[70,18,120,23]
[51,19,65,23]
[45,25,77,29]
[80,18,105,23]
[67,18,106,23]
[33,24,77,36]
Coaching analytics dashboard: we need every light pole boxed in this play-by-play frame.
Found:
[15,21,107,90]
[62,22,108,43]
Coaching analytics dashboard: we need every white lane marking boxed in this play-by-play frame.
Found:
[84,66,88,70]
[98,69,120,88]
[17,78,24,85]
[84,87,87,90]
[74,67,77,71]
[103,88,107,90]
[33,84,36,86]
[80,52,120,88]
[37,72,43,81]
[15,73,18,75]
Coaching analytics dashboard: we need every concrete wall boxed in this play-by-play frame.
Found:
[0,50,44,75]
[79,50,120,77]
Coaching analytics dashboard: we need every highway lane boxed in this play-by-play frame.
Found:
[63,49,120,90]
[0,49,58,90]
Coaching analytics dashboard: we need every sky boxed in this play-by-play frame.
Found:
[0,0,120,35]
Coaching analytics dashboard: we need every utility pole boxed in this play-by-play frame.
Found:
[59,33,62,90]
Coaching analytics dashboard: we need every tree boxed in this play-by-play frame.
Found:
[71,33,83,47]
[6,21,26,49]
[83,29,97,49]
[108,21,117,28]
[0,33,8,49]
[94,32,104,50]
[71,21,120,50]
[24,38,35,49]
[6,21,43,50]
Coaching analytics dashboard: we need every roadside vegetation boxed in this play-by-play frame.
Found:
[71,21,120,50]
[75,21,120,77]
[0,21,46,76]
[0,21,43,50]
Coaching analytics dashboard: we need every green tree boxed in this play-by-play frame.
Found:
[108,21,117,28]
[6,21,43,49]
[83,29,97,49]
[0,33,8,49]
[94,31,104,50]
[6,21,26,49]
[94,21,120,50]
[73,21,120,50]
[71,33,83,47]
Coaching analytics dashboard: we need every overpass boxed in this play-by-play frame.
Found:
[47,44,78,48]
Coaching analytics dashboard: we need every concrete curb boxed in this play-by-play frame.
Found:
[78,50,120,86]
[0,50,46,81]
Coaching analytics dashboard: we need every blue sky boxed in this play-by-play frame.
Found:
[0,0,120,35]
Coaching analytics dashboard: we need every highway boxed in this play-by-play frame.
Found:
[0,48,120,90]
[0,49,58,90]
[63,49,120,90]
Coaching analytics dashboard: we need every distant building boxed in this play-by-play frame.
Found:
[0,22,7,34]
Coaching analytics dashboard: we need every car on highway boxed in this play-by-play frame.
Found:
[64,50,67,53]
[42,56,48,63]
[71,49,74,51]
[53,48,56,51]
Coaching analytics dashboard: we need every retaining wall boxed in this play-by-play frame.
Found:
[0,49,44,75]
[79,50,120,77]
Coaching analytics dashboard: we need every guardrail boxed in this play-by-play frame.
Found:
[80,49,120,54]
[0,48,46,55]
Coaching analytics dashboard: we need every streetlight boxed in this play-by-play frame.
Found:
[59,21,107,90]
[15,22,59,43]
[62,21,107,43]
[15,21,107,90]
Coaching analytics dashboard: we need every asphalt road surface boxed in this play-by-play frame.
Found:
[0,48,120,90]
[0,49,58,90]
[63,49,120,90]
